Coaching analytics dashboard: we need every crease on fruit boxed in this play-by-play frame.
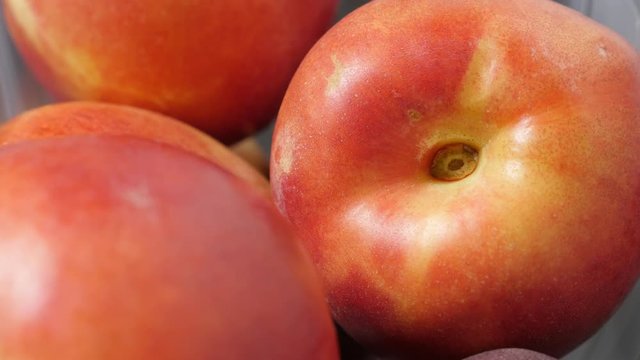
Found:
[403,222,465,323]
[334,201,414,294]
[457,31,507,115]
[335,198,456,324]
[414,48,505,166]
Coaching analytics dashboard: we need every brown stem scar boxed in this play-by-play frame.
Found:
[430,144,479,181]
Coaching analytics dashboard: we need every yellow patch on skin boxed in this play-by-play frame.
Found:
[414,31,509,166]
[58,49,104,98]
[324,201,405,301]
[326,196,456,326]
[278,149,293,175]
[391,213,450,318]
[6,0,104,99]
[5,0,40,43]
[150,88,196,109]
[325,54,344,96]
[7,0,200,110]
[276,123,296,175]
[59,50,197,110]
[457,34,508,114]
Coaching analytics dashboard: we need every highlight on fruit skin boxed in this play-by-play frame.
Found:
[0,101,270,197]
[2,0,339,143]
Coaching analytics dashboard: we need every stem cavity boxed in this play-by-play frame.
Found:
[430,143,479,181]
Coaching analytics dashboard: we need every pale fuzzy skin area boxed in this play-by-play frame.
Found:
[271,0,640,359]
[0,101,271,197]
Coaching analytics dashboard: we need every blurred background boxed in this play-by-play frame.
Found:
[1,1,639,359]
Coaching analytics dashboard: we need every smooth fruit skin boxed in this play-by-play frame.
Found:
[270,0,640,359]
[0,101,270,196]
[2,0,338,143]
[0,136,338,360]
[462,348,556,360]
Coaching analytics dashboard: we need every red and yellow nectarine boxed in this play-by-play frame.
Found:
[271,0,640,358]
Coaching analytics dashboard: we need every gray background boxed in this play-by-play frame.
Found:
[1,1,639,359]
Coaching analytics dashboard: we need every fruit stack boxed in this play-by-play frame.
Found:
[0,1,639,359]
